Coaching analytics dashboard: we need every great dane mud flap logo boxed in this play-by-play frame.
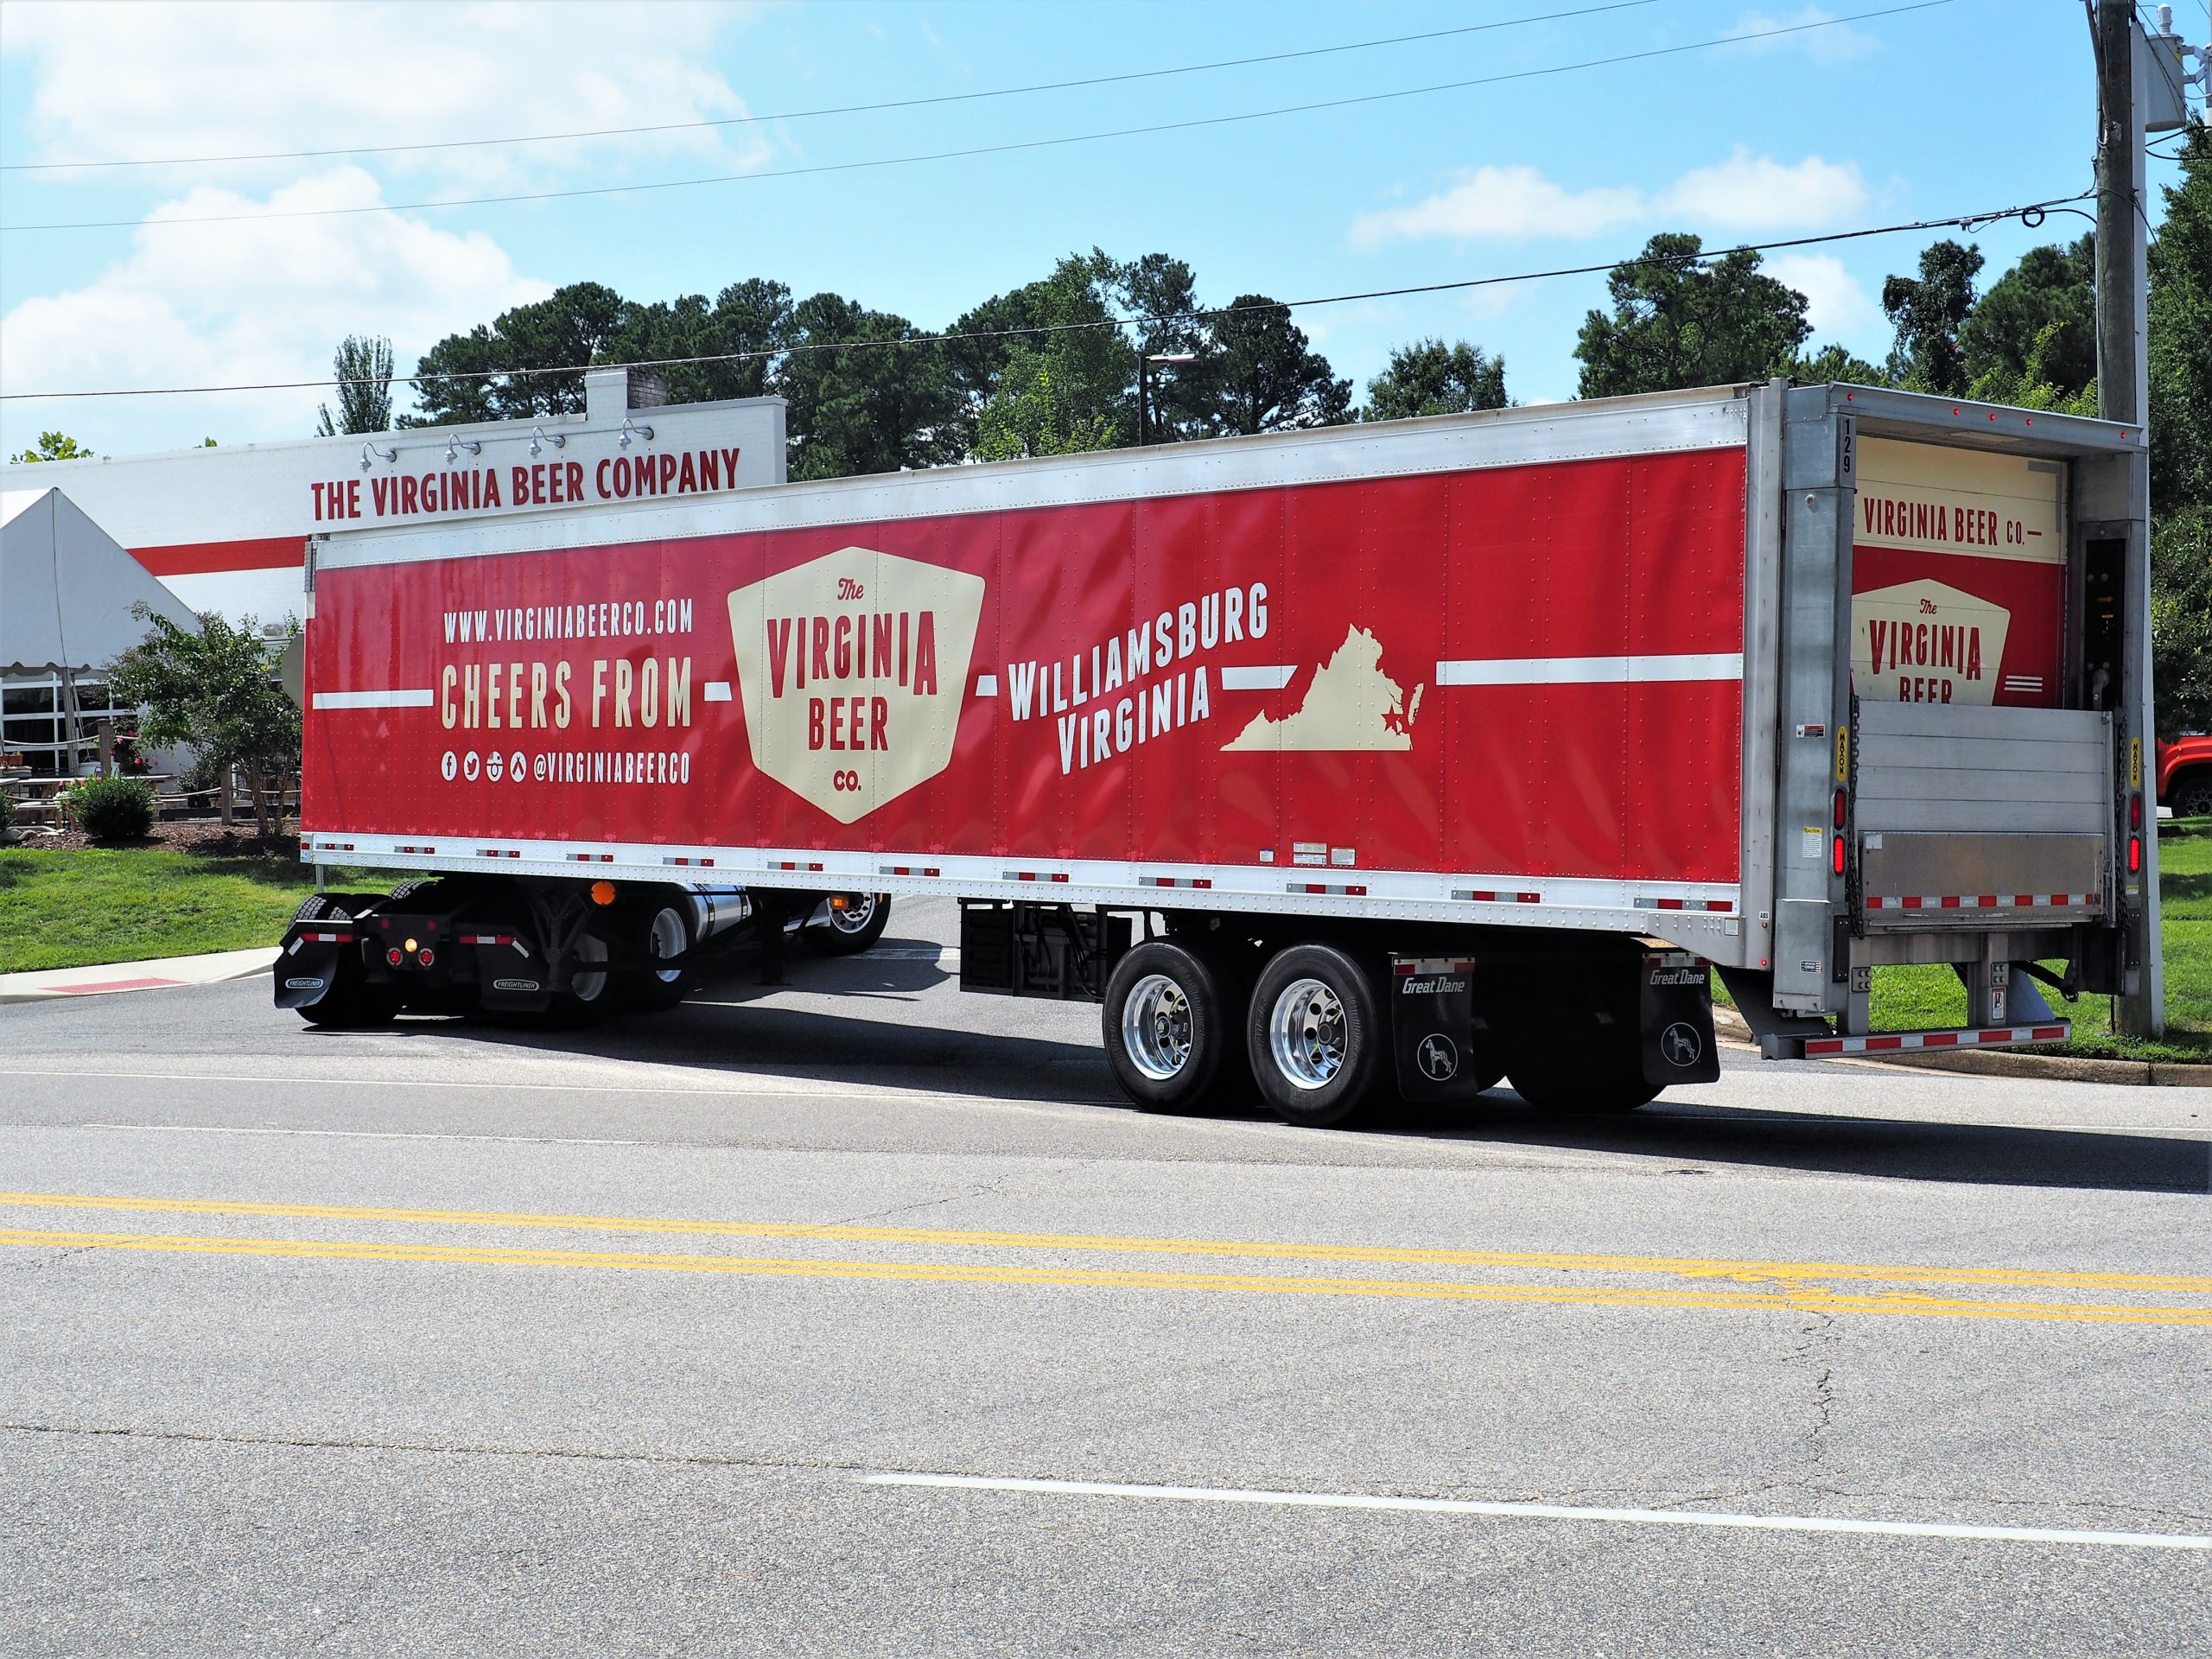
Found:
[728,547,987,824]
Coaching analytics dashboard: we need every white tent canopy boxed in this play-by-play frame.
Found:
[2,486,199,677]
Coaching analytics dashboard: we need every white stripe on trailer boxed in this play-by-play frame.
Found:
[1434,652,1744,688]
[311,689,434,709]
[1219,664,1298,690]
[973,673,998,696]
[1803,1023,2069,1056]
[702,682,733,702]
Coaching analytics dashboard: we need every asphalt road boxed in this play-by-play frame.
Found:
[3,897,2208,1656]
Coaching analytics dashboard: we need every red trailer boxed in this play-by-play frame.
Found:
[280,381,2157,1122]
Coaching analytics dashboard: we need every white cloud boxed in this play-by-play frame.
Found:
[1656,148,1868,230]
[1764,252,1887,344]
[0,168,548,454]
[0,0,771,192]
[1352,149,1869,249]
[1350,166,1643,246]
[1725,6,1881,65]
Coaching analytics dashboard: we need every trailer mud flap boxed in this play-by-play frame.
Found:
[274,926,354,1009]
[1389,955,1492,1102]
[1640,950,1720,1087]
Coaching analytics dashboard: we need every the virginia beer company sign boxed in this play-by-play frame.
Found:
[312,438,753,528]
[1851,438,2065,708]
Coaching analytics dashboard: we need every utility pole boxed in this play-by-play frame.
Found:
[2094,0,2196,1035]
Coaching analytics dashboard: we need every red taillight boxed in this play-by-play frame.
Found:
[2128,835,2142,875]
[1832,835,1847,876]
[1833,787,1847,830]
[2130,795,2143,830]
[386,948,404,967]
[417,947,435,967]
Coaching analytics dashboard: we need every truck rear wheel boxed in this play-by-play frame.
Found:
[620,898,697,1013]
[548,931,613,1025]
[1103,940,1243,1112]
[1246,944,1386,1129]
[290,895,400,1029]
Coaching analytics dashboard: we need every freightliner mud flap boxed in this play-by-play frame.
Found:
[273,919,359,1009]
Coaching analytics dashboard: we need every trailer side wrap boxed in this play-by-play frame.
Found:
[303,405,1750,936]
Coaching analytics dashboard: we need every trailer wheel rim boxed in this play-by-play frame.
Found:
[826,893,879,935]
[1121,973,1194,1081]
[570,932,609,1003]
[1269,977,1345,1090]
[645,907,687,984]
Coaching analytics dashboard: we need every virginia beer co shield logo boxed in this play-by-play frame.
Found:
[1851,579,2011,707]
[728,547,986,823]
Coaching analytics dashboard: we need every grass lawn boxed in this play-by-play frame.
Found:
[0,849,369,975]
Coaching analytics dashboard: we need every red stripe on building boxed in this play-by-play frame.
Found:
[131,536,302,576]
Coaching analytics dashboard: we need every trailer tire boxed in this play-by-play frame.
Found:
[804,893,892,956]
[1103,940,1243,1112]
[1246,944,1387,1129]
[289,896,400,1028]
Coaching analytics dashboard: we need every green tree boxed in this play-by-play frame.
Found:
[1881,240,1984,395]
[951,251,1134,457]
[9,430,92,463]
[603,279,793,405]
[1574,233,1811,397]
[315,334,396,435]
[1959,236,2096,399]
[2146,124,2212,738]
[406,282,627,425]
[776,293,960,480]
[1199,296,1351,435]
[1362,339,1508,421]
[1965,321,2098,416]
[1790,343,1889,385]
[105,608,301,837]
[1110,252,1210,442]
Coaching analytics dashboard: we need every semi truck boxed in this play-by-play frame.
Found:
[277,379,2158,1125]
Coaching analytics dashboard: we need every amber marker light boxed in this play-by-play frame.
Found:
[590,880,617,906]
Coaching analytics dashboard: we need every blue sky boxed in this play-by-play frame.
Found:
[1,0,2201,459]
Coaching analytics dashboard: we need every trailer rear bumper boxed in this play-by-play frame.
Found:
[1760,1020,2071,1060]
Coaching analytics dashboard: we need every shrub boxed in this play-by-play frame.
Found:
[67,776,156,842]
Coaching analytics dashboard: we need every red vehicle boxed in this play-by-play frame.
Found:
[278,382,2155,1122]
[2158,736,2212,818]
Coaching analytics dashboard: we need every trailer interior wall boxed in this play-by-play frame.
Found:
[302,390,1759,962]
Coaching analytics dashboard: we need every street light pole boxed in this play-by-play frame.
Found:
[1139,353,1197,446]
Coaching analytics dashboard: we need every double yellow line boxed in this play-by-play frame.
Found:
[4,1192,2209,1328]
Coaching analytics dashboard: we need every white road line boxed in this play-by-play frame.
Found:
[1434,652,1744,687]
[861,1473,2212,1550]
[308,689,434,710]
[1219,664,1297,690]
[0,1065,1114,1110]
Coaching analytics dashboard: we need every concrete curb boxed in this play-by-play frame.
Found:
[1712,1006,2211,1087]
[0,946,279,1003]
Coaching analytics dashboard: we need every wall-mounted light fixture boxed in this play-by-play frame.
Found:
[618,416,655,448]
[445,435,482,463]
[359,442,397,471]
[529,427,565,456]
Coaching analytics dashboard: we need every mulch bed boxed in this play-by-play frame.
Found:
[9,821,301,859]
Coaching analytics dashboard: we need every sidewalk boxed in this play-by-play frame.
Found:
[0,946,279,1003]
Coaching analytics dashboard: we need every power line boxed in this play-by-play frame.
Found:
[0,1,1662,175]
[0,0,1955,236]
[0,192,2090,404]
